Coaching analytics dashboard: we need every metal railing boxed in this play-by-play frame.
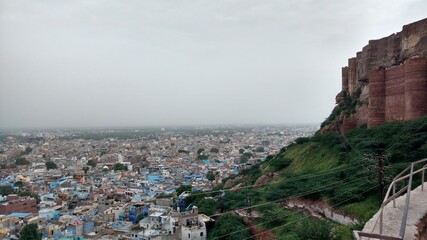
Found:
[354,158,427,240]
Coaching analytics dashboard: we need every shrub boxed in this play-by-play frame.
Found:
[267,157,292,172]
[208,213,251,240]
[16,157,30,165]
[45,161,57,170]
[292,218,333,240]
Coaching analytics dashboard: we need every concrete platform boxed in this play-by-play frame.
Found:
[360,183,427,240]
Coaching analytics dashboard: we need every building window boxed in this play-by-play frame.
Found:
[200,232,203,236]
[188,233,190,238]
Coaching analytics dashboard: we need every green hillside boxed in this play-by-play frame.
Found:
[203,116,427,240]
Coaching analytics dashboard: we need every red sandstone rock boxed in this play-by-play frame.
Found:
[224,178,236,189]
[254,173,275,187]
[242,216,275,240]
[342,67,349,92]
[231,183,243,192]
[340,114,358,133]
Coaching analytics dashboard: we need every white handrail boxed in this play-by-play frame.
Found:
[362,158,427,239]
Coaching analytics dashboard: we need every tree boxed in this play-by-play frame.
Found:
[239,149,245,154]
[197,148,205,154]
[45,161,57,170]
[19,223,42,240]
[208,213,251,240]
[255,146,265,152]
[16,157,30,165]
[14,181,24,188]
[82,166,89,175]
[240,155,249,163]
[243,152,253,158]
[206,171,215,181]
[196,198,217,215]
[176,185,192,196]
[113,163,128,171]
[87,159,97,167]
[23,147,32,155]
[136,214,145,223]
[178,149,190,154]
[0,186,14,196]
[197,154,209,160]
[210,147,219,153]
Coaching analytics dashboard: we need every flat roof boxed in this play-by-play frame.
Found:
[52,205,63,210]
[149,212,163,217]
[7,213,32,218]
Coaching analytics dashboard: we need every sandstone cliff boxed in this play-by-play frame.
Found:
[323,18,427,133]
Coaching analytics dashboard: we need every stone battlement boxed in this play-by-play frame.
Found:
[334,18,427,131]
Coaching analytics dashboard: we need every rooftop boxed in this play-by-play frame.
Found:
[7,212,32,218]
[149,212,164,217]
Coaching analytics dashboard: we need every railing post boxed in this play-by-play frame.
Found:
[393,183,396,208]
[380,208,383,234]
[399,163,414,238]
[422,169,425,191]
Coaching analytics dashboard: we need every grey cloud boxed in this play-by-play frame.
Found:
[1,0,426,129]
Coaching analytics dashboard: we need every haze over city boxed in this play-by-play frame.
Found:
[1,0,427,129]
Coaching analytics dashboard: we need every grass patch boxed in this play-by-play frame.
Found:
[338,194,379,222]
[283,142,340,174]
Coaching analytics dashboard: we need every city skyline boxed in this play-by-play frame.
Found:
[1,0,427,129]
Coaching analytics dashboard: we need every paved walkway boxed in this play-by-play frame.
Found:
[360,183,427,240]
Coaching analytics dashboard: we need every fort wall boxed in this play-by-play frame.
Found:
[334,18,427,131]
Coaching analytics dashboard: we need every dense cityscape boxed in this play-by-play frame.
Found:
[2,1,426,239]
[0,125,316,239]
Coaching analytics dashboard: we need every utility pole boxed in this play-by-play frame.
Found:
[377,154,385,206]
[245,181,252,216]
[366,152,386,206]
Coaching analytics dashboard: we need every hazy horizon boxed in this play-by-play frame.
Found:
[0,122,320,132]
[1,0,427,129]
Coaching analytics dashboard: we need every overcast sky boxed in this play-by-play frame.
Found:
[1,0,426,129]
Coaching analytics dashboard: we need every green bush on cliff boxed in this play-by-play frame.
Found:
[208,213,251,240]
[238,164,262,184]
[291,218,333,240]
[320,89,362,129]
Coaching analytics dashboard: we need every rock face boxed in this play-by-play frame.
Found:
[242,216,274,240]
[254,173,277,187]
[224,176,243,189]
[331,18,427,132]
[281,198,359,225]
[416,212,427,240]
